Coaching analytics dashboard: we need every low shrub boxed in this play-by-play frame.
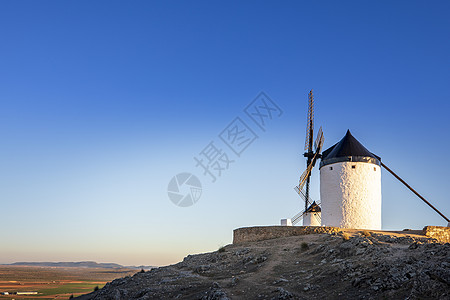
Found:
[301,242,309,251]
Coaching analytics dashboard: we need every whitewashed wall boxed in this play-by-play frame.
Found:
[303,212,321,226]
[320,161,381,229]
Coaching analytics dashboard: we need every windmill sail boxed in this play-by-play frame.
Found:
[304,90,314,151]
[315,126,323,151]
[295,137,323,193]
[289,89,325,226]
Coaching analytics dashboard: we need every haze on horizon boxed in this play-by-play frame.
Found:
[0,1,449,267]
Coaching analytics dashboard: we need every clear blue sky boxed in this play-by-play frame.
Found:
[1,1,449,266]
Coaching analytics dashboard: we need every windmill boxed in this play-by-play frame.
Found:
[318,129,450,229]
[290,90,324,226]
[281,90,449,229]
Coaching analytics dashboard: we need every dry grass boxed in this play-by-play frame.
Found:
[342,233,351,241]
[361,230,371,237]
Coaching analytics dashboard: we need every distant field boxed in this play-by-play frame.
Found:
[0,266,137,299]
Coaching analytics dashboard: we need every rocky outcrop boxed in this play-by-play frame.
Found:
[77,230,449,300]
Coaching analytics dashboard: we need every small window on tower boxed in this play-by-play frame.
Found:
[374,167,376,171]
[352,165,356,169]
[330,166,333,170]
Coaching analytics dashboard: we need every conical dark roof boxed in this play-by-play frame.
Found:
[320,130,380,168]
[305,201,321,213]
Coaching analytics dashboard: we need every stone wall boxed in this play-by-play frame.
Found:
[233,225,450,245]
[233,226,342,244]
[422,226,450,243]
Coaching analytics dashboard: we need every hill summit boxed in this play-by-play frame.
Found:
[77,228,449,300]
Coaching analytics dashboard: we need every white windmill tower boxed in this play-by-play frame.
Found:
[319,130,382,229]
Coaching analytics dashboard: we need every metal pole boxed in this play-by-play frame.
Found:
[381,161,449,223]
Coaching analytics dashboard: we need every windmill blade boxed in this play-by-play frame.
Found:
[293,186,313,207]
[314,126,323,151]
[298,188,308,203]
[316,133,324,154]
[297,162,314,191]
[304,90,314,151]
[292,210,306,225]
[297,150,320,191]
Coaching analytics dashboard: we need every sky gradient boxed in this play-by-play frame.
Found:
[1,1,449,266]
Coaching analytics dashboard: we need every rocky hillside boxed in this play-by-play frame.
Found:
[77,230,449,300]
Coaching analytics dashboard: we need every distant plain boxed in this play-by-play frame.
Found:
[0,266,137,299]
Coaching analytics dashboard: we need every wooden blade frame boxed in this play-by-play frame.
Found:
[314,126,323,151]
[304,90,314,151]
[297,138,324,192]
[291,210,305,225]
[293,186,313,206]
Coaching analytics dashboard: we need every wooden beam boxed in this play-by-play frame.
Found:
[381,161,449,223]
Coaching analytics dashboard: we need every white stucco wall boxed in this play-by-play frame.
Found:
[320,161,381,229]
[281,219,293,226]
[303,212,321,226]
